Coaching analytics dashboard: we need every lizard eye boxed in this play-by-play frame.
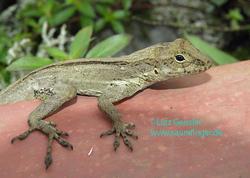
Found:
[175,55,185,63]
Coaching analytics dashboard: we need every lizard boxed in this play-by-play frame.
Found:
[0,38,213,169]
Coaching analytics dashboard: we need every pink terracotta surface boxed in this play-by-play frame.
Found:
[0,60,250,178]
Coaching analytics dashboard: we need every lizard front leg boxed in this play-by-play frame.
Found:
[98,84,140,151]
[11,82,77,169]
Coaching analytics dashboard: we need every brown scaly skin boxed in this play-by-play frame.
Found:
[0,39,213,169]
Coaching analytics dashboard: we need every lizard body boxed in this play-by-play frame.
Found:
[1,39,212,169]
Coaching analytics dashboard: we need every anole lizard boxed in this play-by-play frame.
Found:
[0,38,213,169]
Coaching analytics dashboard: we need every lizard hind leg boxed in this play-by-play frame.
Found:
[98,84,140,152]
[11,82,77,169]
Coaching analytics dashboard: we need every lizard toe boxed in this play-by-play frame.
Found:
[100,127,115,137]
[114,133,121,151]
[11,128,35,144]
[54,133,73,150]
[100,121,138,151]
[54,127,69,137]
[121,132,133,151]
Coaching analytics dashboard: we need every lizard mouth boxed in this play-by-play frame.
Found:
[191,64,212,74]
[193,58,213,72]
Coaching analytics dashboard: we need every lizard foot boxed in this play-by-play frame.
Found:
[11,120,72,169]
[100,121,138,151]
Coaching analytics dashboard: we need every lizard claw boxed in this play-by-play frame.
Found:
[100,121,138,151]
[45,152,53,170]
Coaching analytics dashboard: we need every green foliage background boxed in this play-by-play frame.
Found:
[0,0,249,87]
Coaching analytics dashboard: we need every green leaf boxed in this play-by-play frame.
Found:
[46,47,69,60]
[122,0,132,9]
[95,18,106,32]
[49,6,76,26]
[6,56,53,71]
[0,67,11,87]
[69,26,93,58]
[111,20,125,33]
[80,16,94,27]
[226,8,244,21]
[86,34,131,58]
[113,10,128,19]
[41,0,54,16]
[75,1,95,18]
[21,9,43,18]
[98,0,116,4]
[185,34,238,65]
[96,4,109,16]
[25,18,39,29]
[38,16,47,25]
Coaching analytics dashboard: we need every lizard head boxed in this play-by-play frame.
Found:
[156,38,214,77]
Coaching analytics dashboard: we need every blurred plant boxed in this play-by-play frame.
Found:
[1,0,250,88]
[37,22,72,58]
[7,38,33,65]
[6,25,131,71]
[131,0,250,62]
[185,34,237,65]
[93,0,132,33]
[17,0,132,33]
[210,0,227,7]
[133,0,250,32]
[226,8,244,30]
[0,0,134,88]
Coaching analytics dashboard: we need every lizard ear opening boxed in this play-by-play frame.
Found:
[175,55,185,63]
